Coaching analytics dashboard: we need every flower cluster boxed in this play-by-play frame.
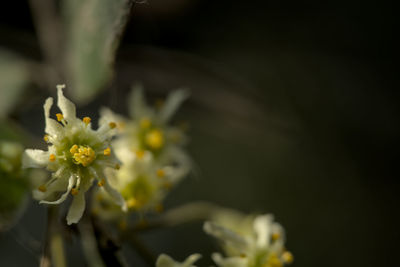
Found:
[96,85,192,214]
[204,209,293,267]
[23,85,125,225]
[156,209,293,267]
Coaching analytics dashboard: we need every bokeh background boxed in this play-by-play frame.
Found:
[0,1,398,267]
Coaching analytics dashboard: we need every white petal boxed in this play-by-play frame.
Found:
[156,254,177,267]
[43,97,64,136]
[182,254,202,267]
[57,85,76,121]
[66,192,86,225]
[203,221,248,251]
[99,107,126,127]
[128,84,151,119]
[156,253,201,267]
[103,178,127,211]
[159,89,189,124]
[211,253,248,267]
[22,149,49,168]
[253,214,273,248]
[40,175,75,205]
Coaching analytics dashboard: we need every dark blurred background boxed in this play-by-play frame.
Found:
[0,1,399,267]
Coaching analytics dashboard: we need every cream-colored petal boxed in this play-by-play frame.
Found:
[57,85,76,122]
[253,214,273,248]
[128,84,152,119]
[204,221,248,252]
[103,178,127,211]
[211,253,248,267]
[66,192,85,225]
[40,175,75,205]
[22,149,49,168]
[159,89,189,124]
[156,253,201,267]
[182,253,202,267]
[99,107,126,128]
[43,97,64,136]
[156,254,177,267]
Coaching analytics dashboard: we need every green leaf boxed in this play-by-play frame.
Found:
[0,49,30,118]
[63,0,133,103]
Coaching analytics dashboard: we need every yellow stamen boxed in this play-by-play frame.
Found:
[140,118,151,129]
[265,253,283,267]
[109,122,116,129]
[127,198,137,209]
[97,179,105,187]
[156,169,165,178]
[69,144,78,154]
[43,134,49,142]
[115,164,120,170]
[145,129,164,149]
[70,145,96,167]
[56,113,63,121]
[272,233,280,241]
[240,253,246,258]
[83,116,91,125]
[135,150,145,159]
[49,154,56,162]
[282,251,294,264]
[38,185,47,192]
[71,188,79,195]
[103,147,111,156]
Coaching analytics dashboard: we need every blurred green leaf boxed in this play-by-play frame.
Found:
[63,0,133,103]
[0,49,30,118]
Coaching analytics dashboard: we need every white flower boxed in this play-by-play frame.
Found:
[156,253,201,267]
[22,85,126,225]
[97,85,192,213]
[203,209,293,267]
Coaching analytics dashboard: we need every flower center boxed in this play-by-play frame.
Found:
[70,145,96,167]
[145,129,164,150]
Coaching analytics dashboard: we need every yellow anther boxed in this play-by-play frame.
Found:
[272,233,280,241]
[145,129,164,149]
[265,253,283,267]
[97,179,105,187]
[140,118,151,129]
[155,204,164,213]
[127,198,137,209]
[109,122,117,129]
[83,116,91,125]
[103,147,111,156]
[115,164,120,170]
[156,169,165,178]
[43,134,49,142]
[38,185,47,192]
[70,145,96,167]
[71,188,79,196]
[240,253,247,258]
[282,251,294,264]
[56,113,64,121]
[69,144,78,154]
[135,150,145,159]
[49,154,56,162]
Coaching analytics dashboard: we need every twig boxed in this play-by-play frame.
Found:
[129,201,223,232]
